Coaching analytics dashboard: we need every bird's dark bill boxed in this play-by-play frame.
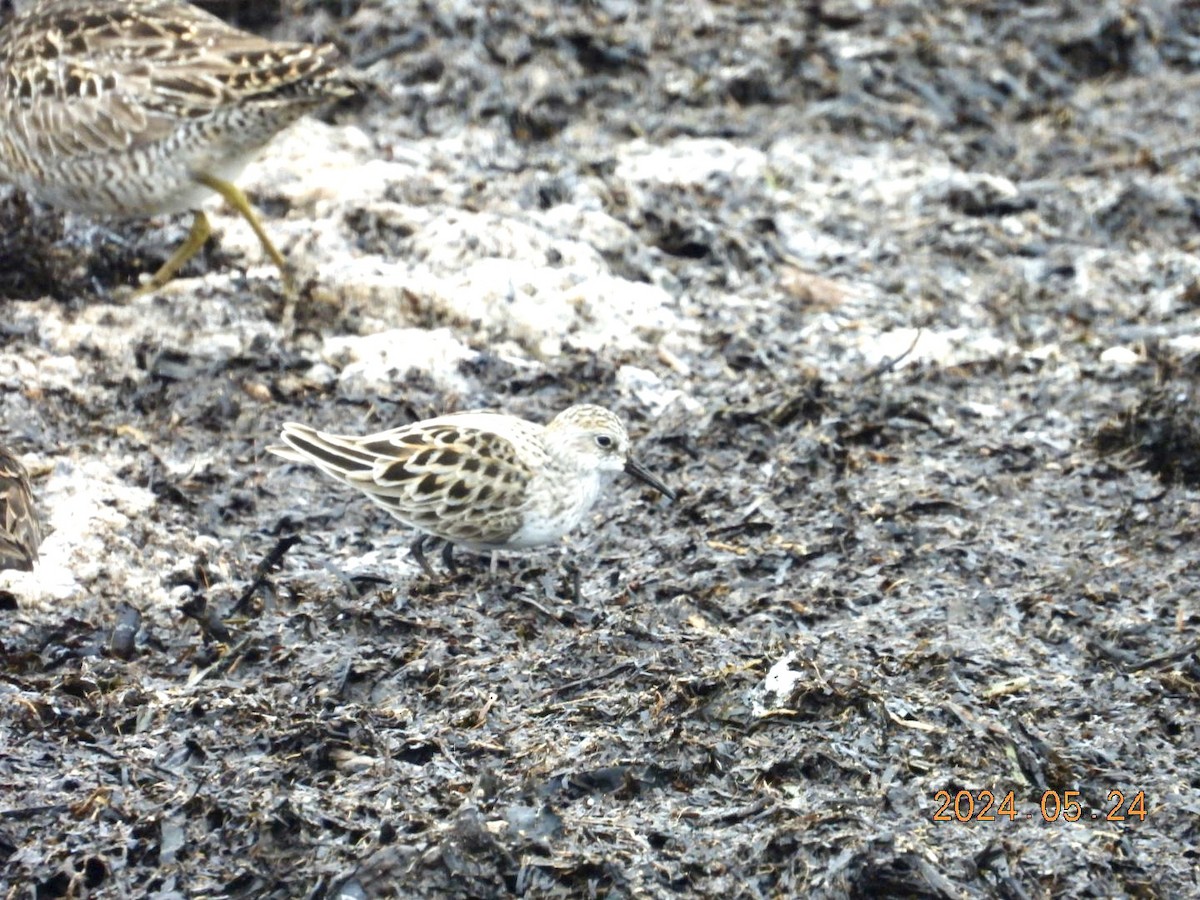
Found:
[624,458,676,500]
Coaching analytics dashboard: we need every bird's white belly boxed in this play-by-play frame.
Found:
[503,471,605,549]
[32,144,256,217]
[4,108,277,218]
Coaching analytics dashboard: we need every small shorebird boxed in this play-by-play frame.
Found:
[270,405,676,577]
[0,445,42,572]
[0,0,364,293]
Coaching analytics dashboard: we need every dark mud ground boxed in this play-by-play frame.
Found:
[3,1,1200,897]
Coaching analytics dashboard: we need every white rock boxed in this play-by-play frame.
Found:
[615,137,768,187]
[1099,346,1142,366]
[322,327,477,394]
[616,365,701,417]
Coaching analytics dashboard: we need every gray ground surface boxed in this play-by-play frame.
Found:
[2,1,1199,897]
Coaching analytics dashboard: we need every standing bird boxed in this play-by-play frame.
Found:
[269,405,676,577]
[0,0,365,293]
[0,445,42,572]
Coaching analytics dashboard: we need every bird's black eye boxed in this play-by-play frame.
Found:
[595,434,615,450]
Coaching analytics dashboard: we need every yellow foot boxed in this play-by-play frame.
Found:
[132,209,211,297]
[195,172,297,296]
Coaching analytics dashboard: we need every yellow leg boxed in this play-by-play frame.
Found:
[195,172,296,295]
[134,209,211,296]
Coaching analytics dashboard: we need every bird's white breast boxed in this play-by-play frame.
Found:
[504,468,607,548]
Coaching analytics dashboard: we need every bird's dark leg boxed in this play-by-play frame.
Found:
[409,534,438,579]
[440,540,458,575]
[563,560,581,604]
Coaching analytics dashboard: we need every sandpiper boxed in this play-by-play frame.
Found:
[0,0,365,293]
[270,404,675,577]
[0,445,42,572]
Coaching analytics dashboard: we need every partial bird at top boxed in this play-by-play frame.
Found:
[0,0,367,294]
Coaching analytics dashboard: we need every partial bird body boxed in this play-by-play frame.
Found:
[270,405,675,576]
[0,445,43,573]
[0,0,364,291]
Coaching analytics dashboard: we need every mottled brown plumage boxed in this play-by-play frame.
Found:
[0,445,42,572]
[270,405,675,577]
[0,0,364,291]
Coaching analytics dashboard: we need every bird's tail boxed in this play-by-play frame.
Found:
[269,423,377,481]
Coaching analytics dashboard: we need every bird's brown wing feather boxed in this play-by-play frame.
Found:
[277,422,533,546]
[0,448,42,572]
[0,0,354,160]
